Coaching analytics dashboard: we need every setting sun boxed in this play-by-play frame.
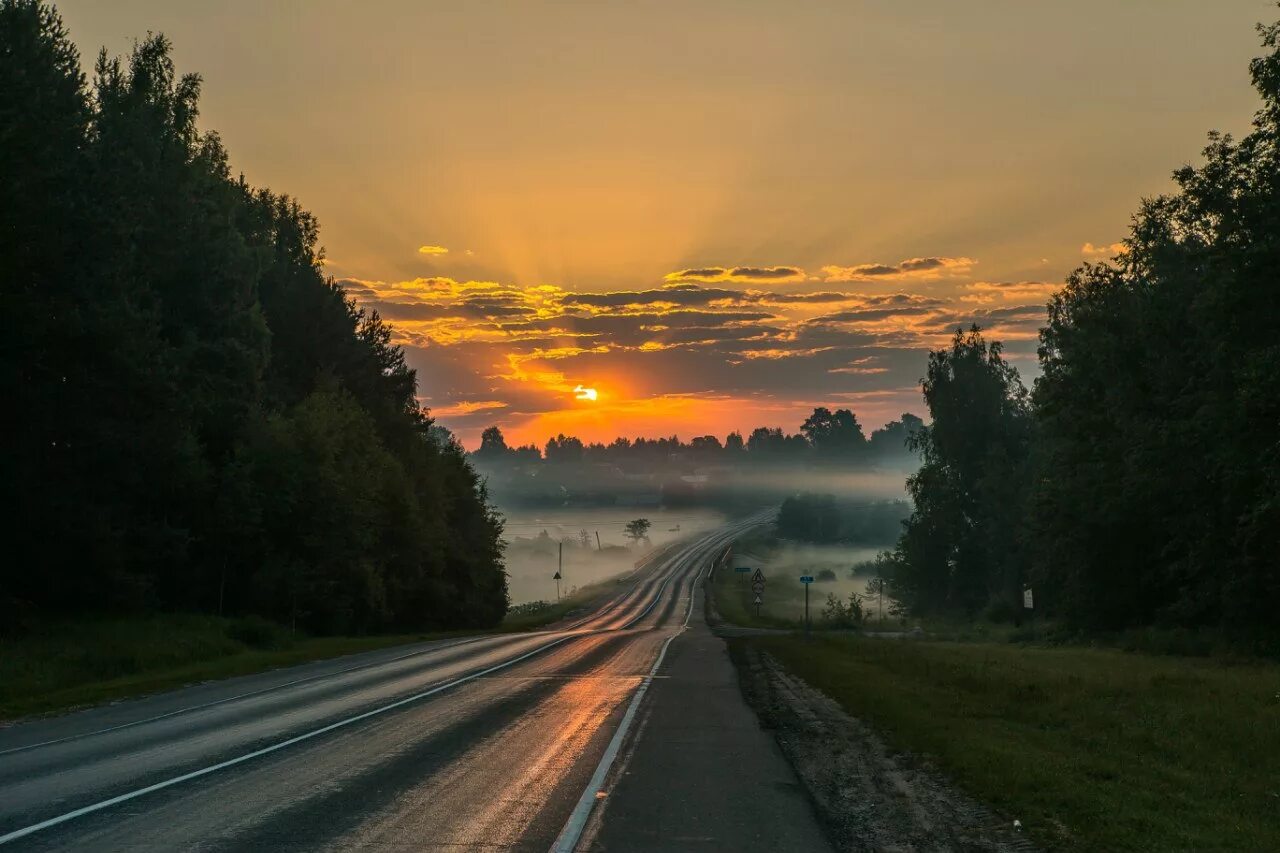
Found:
[573,385,598,402]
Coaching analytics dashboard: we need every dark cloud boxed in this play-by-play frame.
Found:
[812,306,941,323]
[728,266,804,279]
[560,286,744,309]
[898,257,947,271]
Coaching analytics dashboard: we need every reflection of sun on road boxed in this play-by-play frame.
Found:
[573,385,598,402]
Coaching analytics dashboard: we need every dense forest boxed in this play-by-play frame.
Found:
[0,1,508,635]
[886,18,1280,645]
[468,410,923,508]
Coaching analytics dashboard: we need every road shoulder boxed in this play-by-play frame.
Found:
[586,586,833,852]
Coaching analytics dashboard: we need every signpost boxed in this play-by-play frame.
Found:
[800,575,815,638]
[553,570,562,601]
[734,566,751,573]
[750,569,766,618]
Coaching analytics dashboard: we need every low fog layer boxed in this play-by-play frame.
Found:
[502,506,726,605]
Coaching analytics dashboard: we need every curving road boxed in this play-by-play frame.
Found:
[0,514,768,851]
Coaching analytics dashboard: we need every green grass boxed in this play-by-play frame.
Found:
[0,614,477,720]
[741,634,1280,851]
[0,579,635,721]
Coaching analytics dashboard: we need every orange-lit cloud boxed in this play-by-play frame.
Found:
[664,266,808,284]
[1081,241,1126,257]
[821,257,976,282]
[418,245,450,255]
[337,258,1058,447]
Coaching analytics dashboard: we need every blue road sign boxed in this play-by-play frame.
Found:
[799,575,814,584]
[734,566,752,573]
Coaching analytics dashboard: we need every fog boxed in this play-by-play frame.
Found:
[500,506,727,605]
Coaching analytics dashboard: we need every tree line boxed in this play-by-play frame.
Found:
[473,408,925,471]
[884,16,1280,644]
[0,1,508,635]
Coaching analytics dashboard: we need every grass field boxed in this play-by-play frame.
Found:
[0,575,628,721]
[740,634,1280,851]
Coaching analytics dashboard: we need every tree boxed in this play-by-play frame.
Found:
[869,413,925,462]
[891,326,1032,616]
[1030,15,1280,634]
[474,425,509,463]
[624,518,652,544]
[545,434,584,464]
[0,4,509,634]
[801,407,868,460]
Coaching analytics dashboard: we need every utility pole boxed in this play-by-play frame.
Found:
[799,575,815,639]
[595,531,602,551]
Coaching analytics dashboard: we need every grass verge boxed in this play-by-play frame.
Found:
[1,570,640,721]
[740,634,1280,851]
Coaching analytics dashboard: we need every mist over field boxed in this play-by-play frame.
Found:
[500,506,727,605]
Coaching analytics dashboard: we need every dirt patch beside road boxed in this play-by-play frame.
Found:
[731,642,1035,853]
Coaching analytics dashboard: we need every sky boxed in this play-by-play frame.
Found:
[57,0,1271,448]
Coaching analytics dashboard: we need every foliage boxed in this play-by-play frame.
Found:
[1028,15,1280,637]
[777,495,911,545]
[0,1,507,634]
[624,518,652,543]
[821,591,865,628]
[886,327,1032,617]
[879,14,1280,647]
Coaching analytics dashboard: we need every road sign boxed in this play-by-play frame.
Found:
[753,594,762,605]
[750,569,765,584]
[553,571,562,580]
[734,566,751,573]
[751,581,765,594]
[1023,587,1034,609]
[799,575,814,584]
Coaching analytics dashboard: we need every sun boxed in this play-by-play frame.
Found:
[573,385,598,402]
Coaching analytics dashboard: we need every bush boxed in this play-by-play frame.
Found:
[821,592,865,628]
[816,569,837,582]
[225,616,294,650]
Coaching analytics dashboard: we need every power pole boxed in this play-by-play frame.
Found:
[595,531,601,551]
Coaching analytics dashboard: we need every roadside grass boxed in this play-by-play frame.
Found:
[0,548,667,721]
[742,634,1280,852]
[0,614,475,721]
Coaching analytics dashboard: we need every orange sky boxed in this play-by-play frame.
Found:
[56,0,1269,448]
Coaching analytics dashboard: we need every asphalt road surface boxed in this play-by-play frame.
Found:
[0,513,803,851]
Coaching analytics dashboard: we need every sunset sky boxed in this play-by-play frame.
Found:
[57,1,1268,447]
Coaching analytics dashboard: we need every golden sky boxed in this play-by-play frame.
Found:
[58,0,1268,447]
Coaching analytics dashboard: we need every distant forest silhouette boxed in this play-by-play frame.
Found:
[468,409,922,507]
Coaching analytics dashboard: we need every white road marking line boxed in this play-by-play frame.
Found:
[2,533,699,757]
[549,543,717,853]
[0,635,575,847]
[0,521,757,848]
[0,635,498,758]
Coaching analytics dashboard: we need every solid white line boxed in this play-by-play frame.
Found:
[0,635,499,758]
[549,549,713,853]
[0,634,575,847]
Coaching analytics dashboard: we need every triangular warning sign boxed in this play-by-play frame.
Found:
[753,594,762,605]
[553,571,562,580]
[750,569,765,584]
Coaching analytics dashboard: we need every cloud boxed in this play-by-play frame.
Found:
[664,265,807,283]
[1081,241,1125,257]
[821,256,976,282]
[418,245,450,255]
[959,280,1060,304]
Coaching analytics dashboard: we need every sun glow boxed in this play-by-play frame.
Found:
[573,385,598,402]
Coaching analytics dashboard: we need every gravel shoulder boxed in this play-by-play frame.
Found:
[730,642,1037,853]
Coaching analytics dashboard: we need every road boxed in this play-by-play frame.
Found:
[0,515,771,851]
